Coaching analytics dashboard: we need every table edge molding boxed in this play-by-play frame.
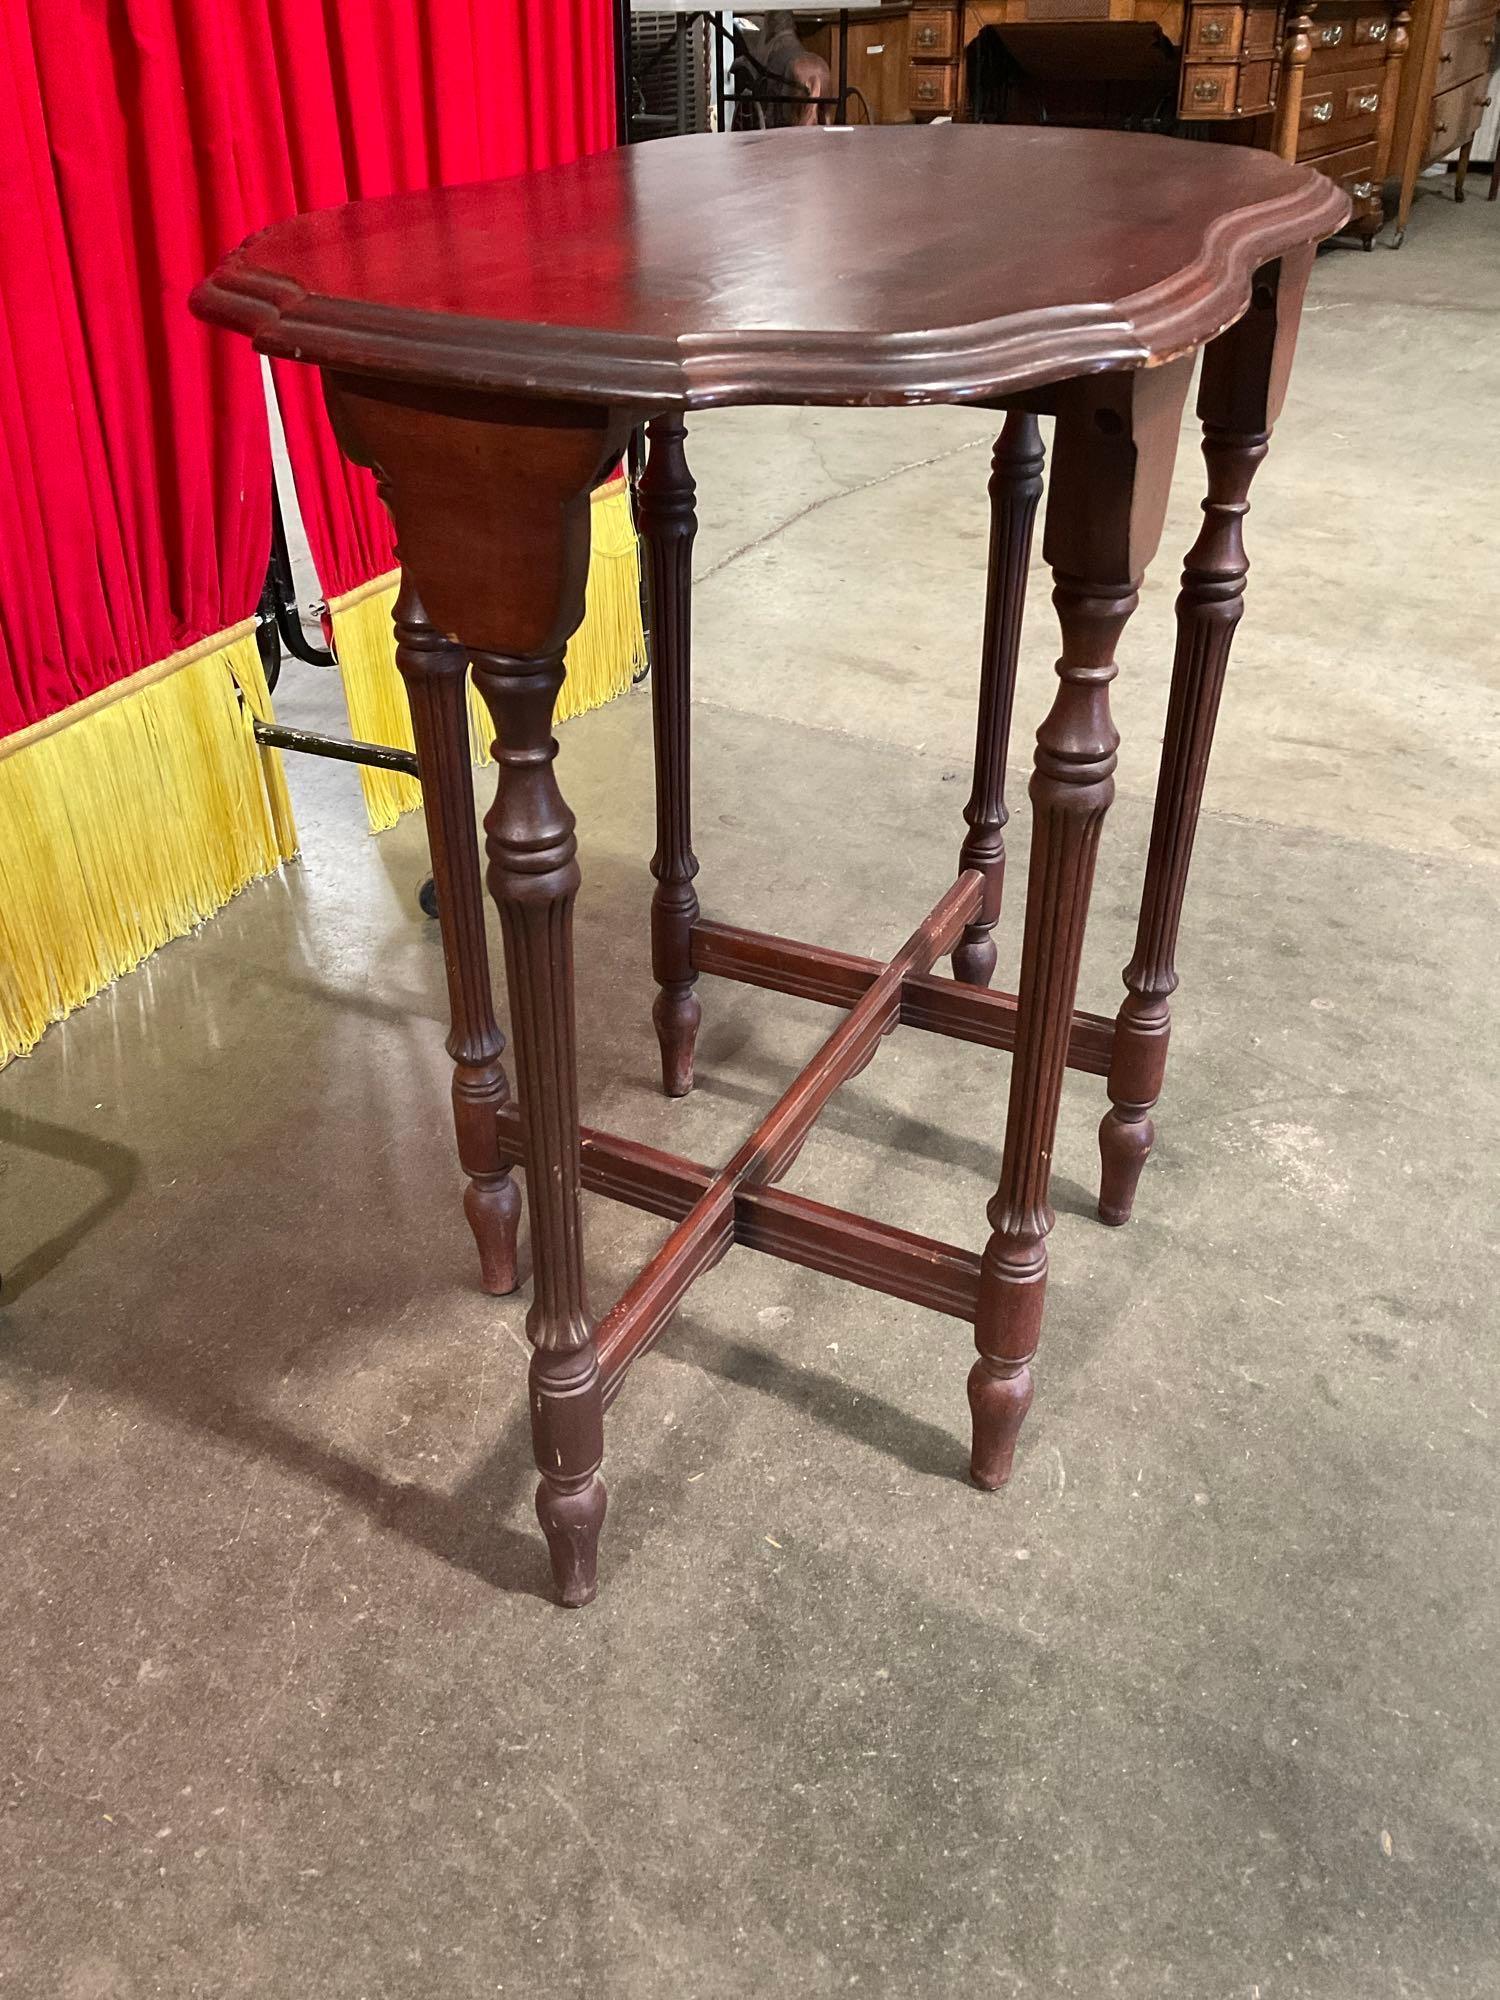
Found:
[191,176,1350,409]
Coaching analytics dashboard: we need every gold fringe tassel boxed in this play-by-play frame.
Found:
[0,632,297,1066]
[329,475,646,833]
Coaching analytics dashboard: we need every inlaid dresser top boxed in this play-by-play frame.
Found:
[193,126,1347,408]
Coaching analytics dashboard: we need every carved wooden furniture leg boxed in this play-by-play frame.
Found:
[951,410,1045,987]
[969,363,1192,1489]
[391,573,521,1294]
[1098,257,1312,1227]
[639,415,702,1095]
[326,381,632,1606]
[473,647,605,1604]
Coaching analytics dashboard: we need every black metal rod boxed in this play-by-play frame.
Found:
[613,0,632,142]
[253,719,419,779]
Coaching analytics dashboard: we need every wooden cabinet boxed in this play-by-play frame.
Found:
[1181,0,1284,110]
[1388,0,1499,240]
[1269,1,1408,242]
[904,1,1291,121]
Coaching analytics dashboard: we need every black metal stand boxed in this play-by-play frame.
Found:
[252,490,438,917]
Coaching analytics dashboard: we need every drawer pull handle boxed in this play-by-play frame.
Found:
[917,80,939,97]
[916,25,940,46]
[1200,19,1226,41]
[1320,22,1344,43]
[1311,99,1334,120]
[1441,48,1453,61]
[1352,179,1376,197]
[1355,90,1380,110]
[1367,20,1387,38]
[1193,77,1222,101]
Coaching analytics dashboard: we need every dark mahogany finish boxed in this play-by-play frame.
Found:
[193,127,1345,1604]
[971,360,1193,1490]
[639,417,702,1098]
[952,410,1045,988]
[388,570,520,1295]
[197,127,1346,407]
[1099,255,1313,1225]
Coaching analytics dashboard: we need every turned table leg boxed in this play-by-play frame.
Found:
[472,650,604,1606]
[392,574,521,1294]
[327,378,633,1605]
[639,415,702,1097]
[969,362,1192,1489]
[1098,259,1311,1227]
[952,410,1045,988]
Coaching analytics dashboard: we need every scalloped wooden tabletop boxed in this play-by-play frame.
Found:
[194,125,1348,407]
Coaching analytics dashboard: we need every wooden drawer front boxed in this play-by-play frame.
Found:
[1300,62,1383,147]
[909,8,957,59]
[1444,0,1496,29]
[1181,54,1278,115]
[1242,5,1282,54]
[1340,72,1385,120]
[1308,7,1388,73]
[908,61,956,112]
[1312,137,1381,221]
[1352,10,1394,46]
[1236,57,1279,112]
[1313,136,1378,178]
[1310,11,1355,55]
[1439,14,1497,84]
[1187,5,1242,57]
[1428,72,1493,156]
[1182,62,1238,112]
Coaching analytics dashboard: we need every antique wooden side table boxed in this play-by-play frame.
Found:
[194,127,1346,1606]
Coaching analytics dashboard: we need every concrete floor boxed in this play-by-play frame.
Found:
[3,188,1499,1999]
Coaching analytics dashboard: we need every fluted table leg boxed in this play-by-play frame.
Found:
[326,376,634,1605]
[952,410,1045,987]
[473,650,603,1606]
[969,361,1192,1490]
[1098,258,1313,1226]
[639,416,702,1097]
[392,574,521,1294]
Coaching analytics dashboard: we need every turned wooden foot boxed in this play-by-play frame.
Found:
[530,1345,607,1606]
[651,976,702,1099]
[461,1140,523,1293]
[967,1355,1035,1490]
[951,411,1044,989]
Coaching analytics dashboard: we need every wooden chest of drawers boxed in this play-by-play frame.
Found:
[1272,0,1416,241]
[905,1,1291,123]
[1389,0,1499,239]
[1275,0,1408,241]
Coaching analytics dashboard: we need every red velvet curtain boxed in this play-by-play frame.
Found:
[232,0,619,606]
[0,1,616,739]
[0,2,270,737]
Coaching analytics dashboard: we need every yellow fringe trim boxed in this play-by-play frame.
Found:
[329,475,646,833]
[0,633,297,1066]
